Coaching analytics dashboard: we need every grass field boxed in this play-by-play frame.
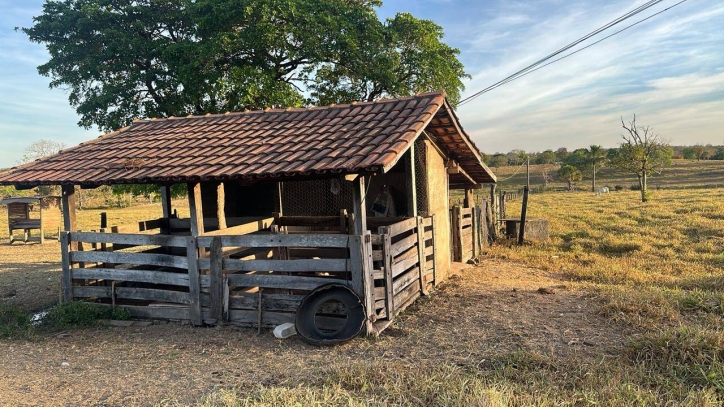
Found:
[1,188,723,405]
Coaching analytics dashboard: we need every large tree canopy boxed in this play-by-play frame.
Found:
[23,0,469,132]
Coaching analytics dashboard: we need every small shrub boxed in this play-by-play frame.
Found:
[630,184,642,191]
[41,302,130,330]
[614,185,624,191]
[0,305,32,339]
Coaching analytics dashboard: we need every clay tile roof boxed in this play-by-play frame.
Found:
[0,90,495,186]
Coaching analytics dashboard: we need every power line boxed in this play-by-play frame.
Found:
[458,0,683,106]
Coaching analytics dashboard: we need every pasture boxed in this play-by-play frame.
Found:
[0,188,723,406]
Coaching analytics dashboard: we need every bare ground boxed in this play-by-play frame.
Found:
[0,258,631,406]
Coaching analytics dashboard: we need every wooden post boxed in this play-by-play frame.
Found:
[350,233,375,334]
[406,145,417,217]
[216,182,227,231]
[276,182,284,214]
[160,186,172,219]
[61,185,78,251]
[379,226,394,319]
[416,216,428,295]
[463,188,474,208]
[451,205,461,262]
[209,236,223,324]
[430,214,438,286]
[518,186,529,245]
[352,176,367,234]
[39,203,44,244]
[60,231,72,302]
[186,236,202,325]
[188,182,204,237]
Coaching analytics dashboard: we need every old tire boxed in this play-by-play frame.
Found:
[295,284,365,346]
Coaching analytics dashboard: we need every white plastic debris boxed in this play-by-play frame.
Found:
[273,322,297,339]
[61,362,70,367]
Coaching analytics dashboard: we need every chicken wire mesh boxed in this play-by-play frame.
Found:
[281,178,354,216]
[414,137,429,216]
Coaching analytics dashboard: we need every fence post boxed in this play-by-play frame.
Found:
[350,233,376,335]
[60,231,72,302]
[416,216,428,295]
[430,214,438,286]
[451,206,461,262]
[186,236,202,326]
[518,186,530,245]
[379,226,394,319]
[209,236,223,324]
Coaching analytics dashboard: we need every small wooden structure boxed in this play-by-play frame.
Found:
[0,91,497,336]
[0,196,62,244]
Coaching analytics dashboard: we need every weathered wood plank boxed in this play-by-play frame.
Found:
[72,268,189,286]
[209,236,224,323]
[379,226,395,320]
[186,237,202,325]
[97,303,191,321]
[226,273,348,291]
[394,279,421,313]
[387,217,417,237]
[74,286,191,304]
[188,182,204,237]
[60,232,72,302]
[393,267,420,295]
[430,214,438,286]
[416,217,427,295]
[228,309,347,330]
[69,251,188,269]
[392,250,419,278]
[197,258,349,273]
[197,233,349,249]
[390,233,417,256]
[200,217,273,237]
[70,231,188,248]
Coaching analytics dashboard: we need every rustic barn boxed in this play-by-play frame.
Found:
[0,90,496,339]
[0,196,62,244]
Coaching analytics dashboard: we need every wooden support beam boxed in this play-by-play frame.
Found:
[216,182,227,230]
[352,176,367,234]
[343,174,359,182]
[447,163,477,186]
[276,182,284,215]
[61,184,77,251]
[160,185,172,219]
[463,188,474,208]
[187,182,204,237]
[406,145,417,217]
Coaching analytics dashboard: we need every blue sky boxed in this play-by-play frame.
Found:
[0,0,722,167]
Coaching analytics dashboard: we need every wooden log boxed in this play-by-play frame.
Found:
[226,273,348,291]
[186,237,202,325]
[70,231,188,248]
[216,182,227,230]
[197,233,349,249]
[69,251,188,269]
[74,286,191,304]
[188,182,204,237]
[72,268,189,286]
[209,236,224,323]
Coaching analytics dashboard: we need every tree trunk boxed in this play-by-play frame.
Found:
[567,180,572,191]
[591,164,596,192]
[641,171,648,202]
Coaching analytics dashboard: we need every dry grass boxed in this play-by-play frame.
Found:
[1,188,724,405]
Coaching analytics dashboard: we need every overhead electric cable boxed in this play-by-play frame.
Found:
[458,0,685,106]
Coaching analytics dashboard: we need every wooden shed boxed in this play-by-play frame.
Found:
[0,196,62,244]
[0,91,496,337]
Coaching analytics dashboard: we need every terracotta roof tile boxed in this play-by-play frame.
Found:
[0,91,496,186]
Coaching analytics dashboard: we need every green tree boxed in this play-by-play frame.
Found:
[535,150,556,165]
[612,115,673,202]
[23,0,468,132]
[557,165,582,191]
[681,147,696,160]
[586,145,607,192]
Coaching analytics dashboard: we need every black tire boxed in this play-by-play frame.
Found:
[295,284,366,346]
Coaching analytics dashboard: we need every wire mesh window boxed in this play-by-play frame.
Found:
[415,137,429,216]
[282,179,354,216]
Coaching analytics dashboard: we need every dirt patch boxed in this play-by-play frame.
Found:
[0,241,62,311]
[0,258,631,406]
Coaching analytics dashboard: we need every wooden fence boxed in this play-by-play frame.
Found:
[60,216,437,335]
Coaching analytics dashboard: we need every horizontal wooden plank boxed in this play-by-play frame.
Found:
[422,217,432,227]
[393,267,420,296]
[387,218,418,237]
[424,246,434,256]
[74,286,190,304]
[72,268,189,286]
[200,217,273,237]
[392,252,420,278]
[228,293,347,314]
[392,244,418,265]
[70,232,188,248]
[70,251,188,269]
[197,258,349,273]
[197,234,351,249]
[371,250,383,262]
[276,216,340,227]
[226,274,349,291]
[424,231,433,241]
[372,269,384,280]
[288,247,348,259]
[99,303,192,321]
[394,280,421,315]
[391,233,418,256]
